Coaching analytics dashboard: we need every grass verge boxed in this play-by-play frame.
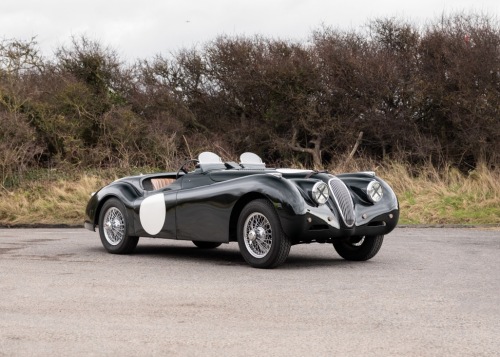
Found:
[379,164,500,225]
[0,164,498,226]
[0,175,108,226]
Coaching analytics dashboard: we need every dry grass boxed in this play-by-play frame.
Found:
[0,164,499,226]
[377,163,500,225]
[320,156,499,225]
[0,175,108,226]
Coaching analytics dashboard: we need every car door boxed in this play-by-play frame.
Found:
[175,174,235,243]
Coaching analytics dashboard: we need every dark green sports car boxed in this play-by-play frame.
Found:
[85,152,399,268]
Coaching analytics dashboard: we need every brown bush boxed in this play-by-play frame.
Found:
[0,111,42,185]
[1,13,499,184]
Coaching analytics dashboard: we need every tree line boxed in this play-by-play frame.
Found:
[1,13,499,185]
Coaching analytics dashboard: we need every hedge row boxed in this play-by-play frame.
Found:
[1,13,499,184]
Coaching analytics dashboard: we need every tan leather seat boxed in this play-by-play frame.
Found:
[151,178,175,190]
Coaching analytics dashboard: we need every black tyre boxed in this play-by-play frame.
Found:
[333,235,384,261]
[192,241,222,249]
[98,198,139,254]
[237,199,291,269]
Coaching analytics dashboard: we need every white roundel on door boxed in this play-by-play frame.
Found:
[139,193,166,235]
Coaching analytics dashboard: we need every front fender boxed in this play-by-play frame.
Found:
[84,182,141,235]
[175,173,307,242]
[337,173,399,229]
[236,174,308,215]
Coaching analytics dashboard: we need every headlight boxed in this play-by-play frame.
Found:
[311,182,329,205]
[367,180,383,203]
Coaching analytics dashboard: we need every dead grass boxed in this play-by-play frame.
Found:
[0,175,108,226]
[377,163,500,225]
[0,164,498,226]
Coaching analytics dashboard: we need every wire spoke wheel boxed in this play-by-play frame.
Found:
[350,236,365,247]
[237,199,291,268]
[98,198,139,254]
[333,235,384,261]
[243,212,273,258]
[103,207,125,245]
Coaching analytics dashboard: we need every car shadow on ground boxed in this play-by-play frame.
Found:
[133,244,247,266]
[88,242,359,269]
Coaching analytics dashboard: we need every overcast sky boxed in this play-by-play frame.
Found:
[2,0,499,61]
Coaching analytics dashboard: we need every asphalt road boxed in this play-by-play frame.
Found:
[0,228,499,357]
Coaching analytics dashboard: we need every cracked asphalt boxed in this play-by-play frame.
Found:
[0,227,499,356]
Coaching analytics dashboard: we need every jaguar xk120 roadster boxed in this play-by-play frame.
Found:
[84,152,399,268]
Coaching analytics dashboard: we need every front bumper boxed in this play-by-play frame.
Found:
[279,207,399,244]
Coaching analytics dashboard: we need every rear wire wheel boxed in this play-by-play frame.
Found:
[98,198,139,254]
[237,199,291,269]
[333,235,384,261]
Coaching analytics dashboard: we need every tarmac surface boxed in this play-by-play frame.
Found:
[0,227,499,356]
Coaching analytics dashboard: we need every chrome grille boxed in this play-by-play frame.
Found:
[328,177,355,227]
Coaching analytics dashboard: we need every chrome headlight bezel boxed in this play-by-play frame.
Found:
[311,181,329,205]
[367,180,383,203]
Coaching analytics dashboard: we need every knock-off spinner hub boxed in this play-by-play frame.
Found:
[248,227,266,242]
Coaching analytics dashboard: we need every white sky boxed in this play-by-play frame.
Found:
[2,0,499,61]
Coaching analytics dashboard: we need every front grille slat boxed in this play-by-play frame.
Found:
[328,178,355,227]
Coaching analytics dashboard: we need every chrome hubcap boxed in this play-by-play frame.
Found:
[103,207,125,246]
[243,213,272,258]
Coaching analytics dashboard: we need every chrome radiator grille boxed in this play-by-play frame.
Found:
[328,177,355,227]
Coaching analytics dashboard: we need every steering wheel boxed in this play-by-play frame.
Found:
[176,159,199,179]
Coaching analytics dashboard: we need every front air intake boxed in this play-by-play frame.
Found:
[328,177,355,227]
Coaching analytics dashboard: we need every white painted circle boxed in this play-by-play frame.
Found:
[139,193,166,235]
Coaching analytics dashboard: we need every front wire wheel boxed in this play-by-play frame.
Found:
[237,199,291,269]
[98,198,139,254]
[102,207,125,246]
[243,212,273,258]
[333,235,384,261]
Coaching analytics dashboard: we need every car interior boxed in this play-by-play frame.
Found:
[141,152,267,191]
